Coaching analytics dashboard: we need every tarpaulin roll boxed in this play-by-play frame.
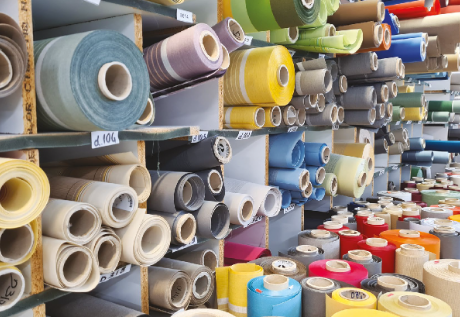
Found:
[196,168,225,202]
[325,288,377,316]
[376,37,427,63]
[35,30,149,131]
[298,230,340,259]
[338,52,378,76]
[305,103,337,126]
[324,154,367,198]
[279,245,325,267]
[148,211,196,245]
[224,242,271,266]
[378,291,452,316]
[193,201,230,240]
[383,9,400,35]
[343,251,382,277]
[85,226,121,274]
[361,273,425,296]
[287,30,364,54]
[47,293,149,317]
[224,46,294,107]
[224,106,266,129]
[387,0,441,19]
[224,192,255,226]
[304,142,330,167]
[215,263,263,314]
[327,0,385,26]
[358,238,397,273]
[338,22,383,49]
[380,230,440,258]
[147,136,232,172]
[269,132,305,168]
[269,168,310,191]
[257,256,307,281]
[395,244,435,281]
[309,260,369,287]
[340,86,377,109]
[247,275,301,317]
[270,27,300,44]
[295,69,332,95]
[212,18,245,52]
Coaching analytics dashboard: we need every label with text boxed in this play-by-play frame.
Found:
[395,121,401,125]
[113,194,135,212]
[0,273,20,305]
[332,123,339,130]
[244,215,263,228]
[236,130,252,140]
[283,204,295,214]
[171,237,198,253]
[91,131,119,149]
[378,170,385,177]
[392,165,398,170]
[191,131,208,143]
[406,121,412,124]
[243,36,253,46]
[177,9,194,23]
[288,126,298,132]
[99,265,132,283]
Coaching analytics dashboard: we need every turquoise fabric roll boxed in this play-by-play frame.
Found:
[34,30,149,131]
[247,276,302,317]
[269,132,305,168]
[304,142,329,167]
[425,140,460,153]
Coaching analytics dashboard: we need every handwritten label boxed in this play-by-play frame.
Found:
[395,121,401,125]
[319,54,326,58]
[99,264,131,283]
[378,170,385,177]
[288,50,296,57]
[84,0,101,5]
[288,126,298,132]
[113,194,135,212]
[406,120,412,124]
[244,215,263,228]
[283,204,295,214]
[332,122,339,130]
[191,131,208,143]
[0,273,19,306]
[418,121,422,124]
[243,35,253,46]
[177,9,194,23]
[236,130,252,140]
[91,131,119,149]
[392,165,398,170]
[171,236,198,252]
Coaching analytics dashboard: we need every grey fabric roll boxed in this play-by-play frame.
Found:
[348,57,403,84]
[46,293,149,317]
[305,103,337,126]
[337,52,378,76]
[195,167,225,202]
[429,230,460,259]
[301,277,341,317]
[279,246,325,268]
[298,230,340,259]
[374,138,388,154]
[326,60,339,81]
[295,69,333,95]
[373,83,389,103]
[340,86,377,109]
[291,95,307,108]
[147,137,232,172]
[344,109,376,125]
[387,82,398,99]
[175,249,218,271]
[192,201,230,240]
[343,253,382,277]
[34,30,149,131]
[333,75,348,96]
[421,208,452,219]
[361,273,425,297]
[325,88,337,103]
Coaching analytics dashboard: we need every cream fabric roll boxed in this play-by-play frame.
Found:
[49,176,138,228]
[193,201,230,240]
[42,198,101,245]
[43,236,99,292]
[148,266,192,312]
[176,249,219,271]
[85,226,122,274]
[395,244,435,282]
[0,221,37,266]
[114,208,170,266]
[0,266,25,311]
[388,142,404,155]
[149,211,196,245]
[223,192,256,226]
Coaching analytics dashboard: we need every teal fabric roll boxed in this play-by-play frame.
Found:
[34,30,149,131]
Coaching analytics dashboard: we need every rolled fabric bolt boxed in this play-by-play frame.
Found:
[410,137,426,152]
[395,244,434,281]
[85,226,121,274]
[176,249,218,270]
[361,274,425,296]
[392,93,426,108]
[224,106,266,129]
[380,229,441,258]
[340,86,377,110]
[327,0,385,25]
[224,192,255,227]
[421,207,452,219]
[0,221,36,268]
[212,18,245,52]
[304,142,330,167]
[269,168,310,191]
[333,75,348,95]
[376,104,385,120]
[270,27,300,45]
[305,94,319,109]
[357,238,397,273]
[403,107,424,121]
[444,53,460,72]
[338,22,383,49]
[325,154,368,198]
[305,103,338,126]
[305,98,326,114]
[308,260,369,288]
[392,106,405,121]
[263,106,282,128]
[373,83,389,103]
[392,128,408,143]
[317,173,338,197]
[193,201,230,239]
[339,230,364,258]
[269,132,305,169]
[375,138,389,154]
[148,211,196,245]
[343,250,382,277]
[195,168,225,202]
[347,57,403,84]
[279,245,325,268]
[298,229,340,259]
[387,82,398,99]
[280,105,297,126]
[338,52,379,77]
[344,109,376,126]
[256,256,307,282]
[295,106,307,126]
[295,69,332,95]
[279,189,292,209]
[305,166,326,186]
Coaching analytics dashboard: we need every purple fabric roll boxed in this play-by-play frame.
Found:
[212,17,245,52]
[144,23,223,91]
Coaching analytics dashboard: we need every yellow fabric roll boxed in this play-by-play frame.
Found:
[332,309,398,317]
[333,143,374,186]
[0,158,49,228]
[378,291,452,316]
[325,154,367,198]
[224,46,295,107]
[224,106,265,129]
[263,106,281,127]
[326,288,377,317]
[216,263,263,316]
[0,220,37,268]
[403,107,424,121]
[398,85,414,93]
[317,173,338,197]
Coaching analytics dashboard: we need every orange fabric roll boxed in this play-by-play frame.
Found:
[431,204,460,214]
[449,214,460,222]
[357,23,392,53]
[441,5,460,13]
[449,0,460,4]
[387,0,441,20]
[379,229,441,258]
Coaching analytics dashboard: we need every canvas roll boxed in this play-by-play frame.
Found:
[326,287,377,317]
[343,250,382,277]
[270,27,300,44]
[324,154,367,198]
[46,293,149,317]
[42,199,101,245]
[391,92,425,108]
[301,277,341,317]
[193,201,230,239]
[333,143,374,186]
[380,230,440,258]
[364,217,390,238]
[378,291,452,316]
[85,226,121,274]
[429,228,460,259]
[404,58,431,74]
[176,249,218,271]
[49,176,137,228]
[425,140,460,153]
[270,168,310,191]
[263,106,282,127]
[338,22,383,49]
[257,256,307,281]
[225,178,281,217]
[43,236,99,292]
[305,166,325,186]
[147,136,232,172]
[224,106,265,129]
[224,192,255,227]
[35,30,149,131]
[295,69,332,95]
[361,273,425,297]
[195,168,225,202]
[148,211,196,245]
[304,142,330,167]
[318,173,338,196]
[444,53,460,72]
[279,245,325,268]
[347,57,403,84]
[298,229,340,259]
[305,103,338,126]
[212,17,245,52]
[357,238,397,273]
[428,111,450,122]
[427,36,441,57]
[356,22,392,53]
[339,86,377,110]
[224,46,294,107]
[428,100,460,112]
[395,244,435,281]
[333,75,348,96]
[338,230,364,258]
[404,107,424,121]
[327,0,385,26]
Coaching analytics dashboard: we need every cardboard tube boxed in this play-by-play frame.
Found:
[98,62,133,101]
[0,223,35,265]
[224,192,256,226]
[85,226,121,274]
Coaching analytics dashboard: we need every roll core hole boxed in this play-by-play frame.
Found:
[271,107,282,126]
[285,106,296,125]
[330,106,338,123]
[0,178,32,212]
[324,71,332,92]
[241,200,253,222]
[371,53,378,71]
[111,193,135,221]
[309,94,318,107]
[421,42,426,57]
[0,51,12,89]
[211,205,229,237]
[304,182,313,198]
[369,108,376,124]
[378,276,407,290]
[375,24,383,45]
[326,260,351,272]
[378,104,385,119]
[208,170,223,194]
[141,226,162,254]
[337,107,344,124]
[301,0,314,9]
[98,62,133,101]
[264,192,277,214]
[63,250,90,285]
[277,65,289,87]
[194,274,210,297]
[289,27,299,42]
[384,28,391,45]
[179,217,195,243]
[358,172,367,187]
[317,167,326,184]
[300,171,309,190]
[98,240,117,269]
[399,295,431,310]
[220,45,230,70]
[265,274,288,286]
[296,108,306,126]
[296,245,318,254]
[307,277,335,290]
[340,76,348,93]
[329,25,336,37]
[386,103,393,118]
[331,176,338,193]
[400,108,406,120]
[228,19,244,42]
[0,272,23,307]
[318,94,326,111]
[377,2,385,21]
[203,251,218,270]
[182,181,193,205]
[69,209,96,238]
[0,226,33,262]
[215,137,231,161]
[201,32,219,62]
[382,86,389,102]
[137,98,154,125]
[322,147,331,164]
[254,107,265,127]
[170,277,188,307]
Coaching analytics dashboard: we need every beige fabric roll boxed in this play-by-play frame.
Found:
[427,36,441,57]
[148,266,192,312]
[338,22,382,48]
[156,258,214,306]
[193,201,230,240]
[388,142,404,155]
[176,249,219,271]
[85,226,122,274]
[404,59,430,75]
[305,103,338,126]
[295,69,332,95]
[224,192,256,227]
[43,236,99,292]
[328,0,385,26]
[149,211,196,245]
[42,198,101,245]
[114,208,171,266]
[444,53,460,72]
[49,176,138,228]
[395,244,435,282]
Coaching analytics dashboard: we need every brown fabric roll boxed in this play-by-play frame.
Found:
[328,0,385,26]
[444,53,460,72]
[338,21,382,49]
[404,59,430,74]
[427,36,441,57]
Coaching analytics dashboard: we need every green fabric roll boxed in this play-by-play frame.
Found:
[427,111,450,122]
[269,28,299,44]
[453,100,460,113]
[287,30,363,54]
[411,166,423,178]
[326,0,340,16]
[421,189,460,206]
[299,0,327,29]
[231,0,257,33]
[270,0,321,28]
[391,93,425,108]
[247,0,280,31]
[428,100,453,112]
[392,106,403,121]
[298,24,335,39]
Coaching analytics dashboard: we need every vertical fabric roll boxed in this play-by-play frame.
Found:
[340,86,377,109]
[343,250,382,277]
[255,256,307,281]
[148,211,196,245]
[301,277,341,317]
[269,132,305,168]
[224,46,295,107]
[361,273,426,296]
[295,69,332,95]
[363,217,390,238]
[193,201,230,239]
[304,143,330,167]
[224,192,255,226]
[85,226,121,274]
[279,245,325,267]
[298,229,340,259]
[327,0,385,26]
[333,143,374,186]
[324,154,367,198]
[144,24,223,91]
[35,30,149,131]
[378,291,452,316]
[395,244,435,281]
[309,260,369,288]
[224,106,265,129]
[357,238,397,273]
[339,230,364,258]
[212,17,245,52]
[380,230,441,258]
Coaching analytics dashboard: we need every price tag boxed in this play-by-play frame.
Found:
[91,131,119,149]
[288,50,296,57]
[319,54,326,58]
[191,131,208,143]
[243,35,253,46]
[332,123,339,130]
[395,121,401,125]
[176,9,194,23]
[283,204,295,214]
[99,264,131,283]
[244,215,263,228]
[378,170,385,177]
[406,120,412,124]
[288,126,298,132]
[171,237,197,253]
[236,130,252,140]
[84,0,101,5]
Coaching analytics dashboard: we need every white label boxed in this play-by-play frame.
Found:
[319,54,326,58]
[191,131,208,143]
[288,126,298,132]
[172,309,185,317]
[418,121,422,124]
[392,165,398,170]
[244,215,263,228]
[99,264,131,283]
[171,237,197,253]
[332,123,339,130]
[84,0,101,5]
[395,121,401,125]
[283,204,295,214]
[177,9,194,23]
[91,131,119,149]
[113,194,135,212]
[236,130,252,140]
[379,170,385,177]
[288,50,296,57]
[406,121,412,124]
[243,36,253,46]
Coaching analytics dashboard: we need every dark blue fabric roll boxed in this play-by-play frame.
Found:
[402,150,434,163]
[425,140,460,153]
[376,37,426,63]
[383,9,400,35]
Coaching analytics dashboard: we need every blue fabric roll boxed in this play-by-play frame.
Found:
[247,276,302,317]
[279,189,292,208]
[392,33,427,42]
[376,37,426,63]
[425,140,460,153]
[383,10,400,35]
[313,187,326,201]
[409,137,425,151]
[304,166,324,186]
[291,190,308,205]
[269,132,305,169]
[304,143,329,167]
[348,202,366,211]
[402,150,434,163]
[407,72,449,80]
[432,151,451,164]
[402,161,433,167]
[269,168,309,191]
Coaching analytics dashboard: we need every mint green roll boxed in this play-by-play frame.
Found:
[427,111,450,122]
[391,92,425,108]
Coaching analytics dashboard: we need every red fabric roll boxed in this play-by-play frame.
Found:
[338,231,364,258]
[357,239,397,273]
[387,0,441,19]
[441,5,460,13]
[308,259,368,287]
[224,242,271,266]
[398,214,421,221]
[412,191,423,201]
[355,214,371,233]
[401,182,416,190]
[363,221,389,238]
[317,224,350,234]
[414,201,427,208]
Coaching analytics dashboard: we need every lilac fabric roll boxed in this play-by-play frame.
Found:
[212,17,245,53]
[144,23,223,91]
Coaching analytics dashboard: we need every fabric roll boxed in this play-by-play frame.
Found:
[301,277,341,317]
[196,168,225,202]
[404,107,424,121]
[295,69,332,95]
[429,228,460,259]
[445,53,460,72]
[212,18,245,52]
[326,288,377,316]
[372,84,390,103]
[333,75,348,96]
[270,27,300,45]
[333,143,374,186]
[427,36,441,57]
[148,266,192,312]
[428,100,459,112]
[378,291,452,316]
[363,218,390,238]
[409,137,425,151]
[304,142,330,167]
[347,57,403,84]
[343,251,382,277]
[383,9,400,35]
[338,22,383,49]
[224,192,255,227]
[176,249,218,270]
[324,154,367,198]
[318,221,350,234]
[428,111,450,122]
[386,0,441,20]
[224,46,294,107]
[35,30,149,131]
[148,211,196,245]
[361,273,425,297]
[279,189,292,208]
[402,151,433,166]
[224,106,265,129]
[340,86,377,110]
[193,201,230,239]
[269,132,305,169]
[257,256,307,281]
[395,244,435,281]
[85,226,121,274]
[224,242,271,266]
[357,238,397,273]
[391,93,425,109]
[421,190,460,205]
[280,105,297,126]
[425,140,460,153]
[305,103,337,126]
[298,24,336,39]
[421,207,452,219]
[331,309,398,317]
[339,230,364,258]
[309,260,369,288]
[327,0,385,26]
[375,138,389,154]
[392,106,405,121]
[298,229,340,259]
[270,168,310,191]
[380,230,440,258]
[279,245,325,268]
[318,173,338,197]
[304,166,325,186]
[147,136,232,172]
[263,106,282,128]
[287,30,364,54]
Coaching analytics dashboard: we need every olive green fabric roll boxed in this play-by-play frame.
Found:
[391,93,425,108]
[392,106,405,121]
[428,100,460,112]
